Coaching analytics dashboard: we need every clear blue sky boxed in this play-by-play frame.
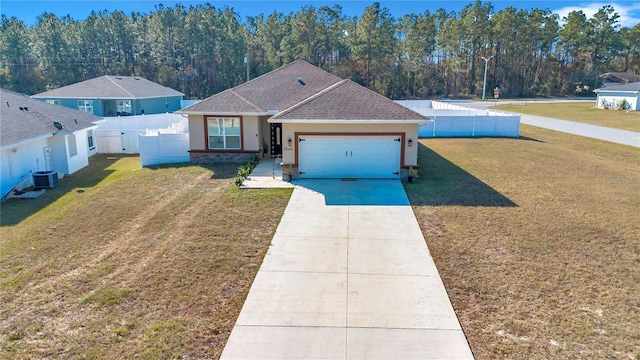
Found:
[1,0,639,28]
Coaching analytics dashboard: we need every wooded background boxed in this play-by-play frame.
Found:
[1,1,638,99]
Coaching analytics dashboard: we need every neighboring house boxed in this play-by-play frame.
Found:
[594,82,640,111]
[178,60,429,179]
[32,76,184,117]
[600,72,640,87]
[1,88,100,198]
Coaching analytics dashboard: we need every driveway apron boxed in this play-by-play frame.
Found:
[221,179,474,359]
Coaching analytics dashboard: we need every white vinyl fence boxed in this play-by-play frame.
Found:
[94,113,186,154]
[397,100,521,138]
[139,133,190,166]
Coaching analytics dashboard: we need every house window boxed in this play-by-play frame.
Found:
[207,117,241,149]
[117,100,132,114]
[77,100,94,113]
[87,131,95,150]
[68,135,78,157]
[46,99,61,105]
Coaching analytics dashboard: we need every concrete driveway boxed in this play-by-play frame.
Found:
[221,179,473,359]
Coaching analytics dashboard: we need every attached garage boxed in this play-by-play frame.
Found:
[297,135,402,179]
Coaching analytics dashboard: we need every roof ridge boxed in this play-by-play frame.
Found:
[232,60,342,91]
[228,89,264,112]
[104,75,135,98]
[273,79,348,118]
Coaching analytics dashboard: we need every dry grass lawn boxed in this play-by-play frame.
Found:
[492,102,640,132]
[406,125,640,359]
[1,155,291,358]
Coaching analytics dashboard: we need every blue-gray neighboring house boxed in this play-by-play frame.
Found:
[594,82,640,111]
[32,76,184,117]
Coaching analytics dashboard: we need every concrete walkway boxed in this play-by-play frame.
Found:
[465,100,640,147]
[240,157,294,189]
[221,179,473,359]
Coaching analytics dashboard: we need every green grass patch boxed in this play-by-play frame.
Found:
[0,154,292,358]
[406,126,640,359]
[492,102,639,131]
[80,285,134,305]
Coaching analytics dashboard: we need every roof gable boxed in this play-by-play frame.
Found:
[1,88,100,149]
[180,60,342,114]
[32,76,184,99]
[270,79,429,121]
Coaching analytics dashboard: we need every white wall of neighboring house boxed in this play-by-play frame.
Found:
[596,93,639,110]
[1,129,95,198]
[1,137,50,197]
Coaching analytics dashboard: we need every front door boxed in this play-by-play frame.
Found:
[270,123,283,158]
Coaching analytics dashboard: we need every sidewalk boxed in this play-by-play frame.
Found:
[466,100,640,147]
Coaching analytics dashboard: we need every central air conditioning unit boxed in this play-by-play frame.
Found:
[33,171,59,189]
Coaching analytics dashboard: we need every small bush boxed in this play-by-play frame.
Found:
[235,156,261,187]
[617,99,630,111]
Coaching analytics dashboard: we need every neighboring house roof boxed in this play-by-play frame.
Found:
[179,60,343,114]
[269,79,429,123]
[32,76,184,100]
[594,82,640,94]
[600,72,640,85]
[1,88,100,149]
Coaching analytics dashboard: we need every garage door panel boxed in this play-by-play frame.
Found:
[298,136,400,179]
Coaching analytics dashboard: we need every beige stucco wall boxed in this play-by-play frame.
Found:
[188,115,205,150]
[188,114,261,151]
[242,115,260,151]
[281,122,419,166]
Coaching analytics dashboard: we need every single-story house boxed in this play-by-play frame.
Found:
[32,76,184,117]
[1,88,100,198]
[594,82,640,111]
[177,60,429,179]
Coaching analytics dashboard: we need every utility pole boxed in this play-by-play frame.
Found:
[481,55,494,101]
[244,53,249,82]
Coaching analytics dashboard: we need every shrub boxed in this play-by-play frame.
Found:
[617,99,630,111]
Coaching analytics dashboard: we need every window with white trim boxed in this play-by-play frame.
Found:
[116,100,132,114]
[77,100,94,113]
[68,135,78,157]
[207,117,241,149]
[87,130,95,150]
[46,99,61,105]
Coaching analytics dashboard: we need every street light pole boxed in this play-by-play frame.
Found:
[244,53,249,82]
[481,55,493,101]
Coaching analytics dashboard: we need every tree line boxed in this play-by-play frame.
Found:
[1,1,639,99]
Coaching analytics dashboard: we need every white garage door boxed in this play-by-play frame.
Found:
[298,135,401,179]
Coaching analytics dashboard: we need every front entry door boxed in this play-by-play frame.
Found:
[270,123,283,158]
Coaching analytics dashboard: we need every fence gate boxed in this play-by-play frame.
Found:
[95,130,123,153]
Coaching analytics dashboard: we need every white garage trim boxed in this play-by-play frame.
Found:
[296,134,403,179]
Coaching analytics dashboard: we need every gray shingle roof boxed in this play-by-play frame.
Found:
[1,88,100,149]
[600,72,640,84]
[180,60,342,114]
[594,82,640,93]
[32,76,184,99]
[270,79,429,121]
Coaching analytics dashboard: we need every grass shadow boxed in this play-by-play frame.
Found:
[1,155,123,226]
[406,143,518,207]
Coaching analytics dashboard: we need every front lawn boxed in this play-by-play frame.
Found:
[406,126,640,359]
[0,155,292,358]
[492,102,639,132]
